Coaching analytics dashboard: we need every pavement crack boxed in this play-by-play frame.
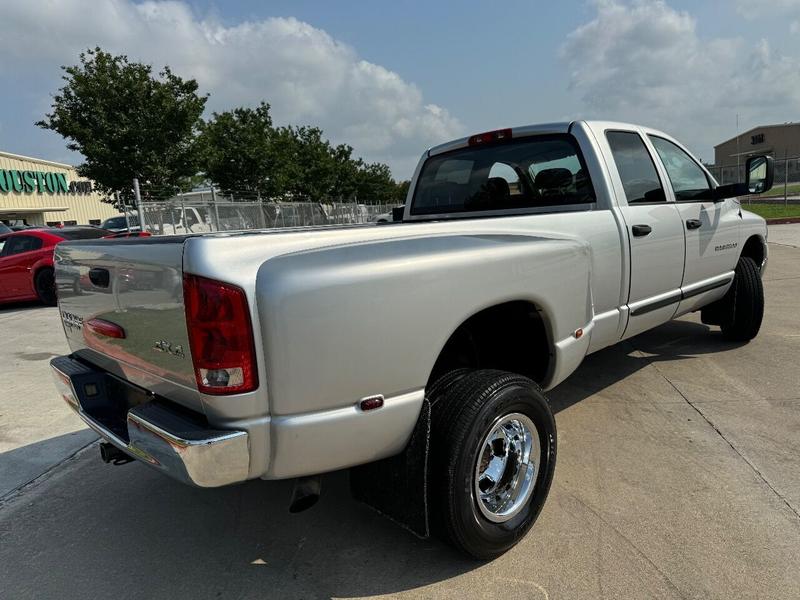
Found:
[637,351,800,522]
[567,491,687,599]
[0,437,97,508]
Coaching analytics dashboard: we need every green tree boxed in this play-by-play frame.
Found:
[198,102,284,197]
[37,47,207,201]
[393,180,411,203]
[283,126,340,201]
[353,162,398,203]
[198,100,409,204]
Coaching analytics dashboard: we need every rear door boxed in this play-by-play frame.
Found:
[647,134,740,314]
[602,129,686,339]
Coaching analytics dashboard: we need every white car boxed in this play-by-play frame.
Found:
[100,215,142,233]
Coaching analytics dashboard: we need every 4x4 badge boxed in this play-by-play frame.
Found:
[61,311,83,331]
[153,340,185,359]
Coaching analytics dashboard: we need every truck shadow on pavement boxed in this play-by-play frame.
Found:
[0,317,746,599]
[1,454,478,599]
[549,318,745,414]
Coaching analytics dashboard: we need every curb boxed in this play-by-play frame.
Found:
[766,217,800,225]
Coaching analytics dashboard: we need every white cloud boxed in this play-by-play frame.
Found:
[0,0,463,177]
[735,0,800,17]
[561,0,800,163]
[735,0,800,34]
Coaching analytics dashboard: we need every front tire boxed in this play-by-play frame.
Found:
[720,256,764,342]
[430,369,556,559]
[34,268,57,306]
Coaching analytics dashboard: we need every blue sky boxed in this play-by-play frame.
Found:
[1,0,799,178]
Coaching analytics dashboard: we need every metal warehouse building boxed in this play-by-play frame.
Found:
[0,150,120,226]
[713,122,800,182]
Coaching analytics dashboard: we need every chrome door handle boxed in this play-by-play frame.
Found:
[686,219,702,230]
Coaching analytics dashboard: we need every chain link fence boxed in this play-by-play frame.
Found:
[131,188,397,235]
[707,155,800,203]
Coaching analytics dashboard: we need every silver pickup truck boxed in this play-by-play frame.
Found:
[50,121,772,559]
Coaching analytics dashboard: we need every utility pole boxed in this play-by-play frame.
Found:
[785,149,789,208]
[736,113,740,180]
[132,178,146,233]
[180,194,187,232]
[118,192,130,231]
[257,192,266,229]
[211,187,221,231]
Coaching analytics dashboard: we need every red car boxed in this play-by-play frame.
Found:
[0,227,114,306]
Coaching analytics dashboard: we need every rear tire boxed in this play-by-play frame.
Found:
[720,256,764,342]
[34,268,57,306]
[430,369,556,559]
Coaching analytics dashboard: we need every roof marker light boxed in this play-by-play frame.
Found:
[468,128,513,146]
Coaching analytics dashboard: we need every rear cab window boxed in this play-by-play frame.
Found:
[410,134,596,216]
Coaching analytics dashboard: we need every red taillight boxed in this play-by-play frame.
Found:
[468,128,513,146]
[183,274,258,395]
[85,318,126,339]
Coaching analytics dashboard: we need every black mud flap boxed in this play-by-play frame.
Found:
[350,398,431,539]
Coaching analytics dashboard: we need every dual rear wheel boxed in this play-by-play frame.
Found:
[428,369,556,559]
[702,256,764,342]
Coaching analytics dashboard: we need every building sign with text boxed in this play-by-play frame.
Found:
[0,169,93,195]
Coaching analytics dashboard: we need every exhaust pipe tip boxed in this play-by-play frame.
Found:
[99,442,115,463]
[99,442,133,465]
[289,475,321,513]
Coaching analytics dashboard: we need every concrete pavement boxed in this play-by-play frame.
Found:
[1,230,799,599]
[767,223,800,248]
[0,302,95,498]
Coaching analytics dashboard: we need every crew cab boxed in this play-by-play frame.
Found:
[49,121,772,559]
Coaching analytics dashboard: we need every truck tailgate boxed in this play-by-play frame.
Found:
[54,238,201,410]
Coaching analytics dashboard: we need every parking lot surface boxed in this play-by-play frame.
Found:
[1,229,799,599]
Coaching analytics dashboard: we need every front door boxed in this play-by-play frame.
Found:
[647,135,741,314]
[603,130,686,339]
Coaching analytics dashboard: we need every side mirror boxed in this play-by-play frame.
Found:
[391,205,405,222]
[713,154,774,201]
[745,155,774,194]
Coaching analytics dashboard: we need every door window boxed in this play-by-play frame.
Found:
[0,235,42,256]
[606,131,666,204]
[648,136,712,201]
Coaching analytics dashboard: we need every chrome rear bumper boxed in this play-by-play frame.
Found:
[51,355,250,488]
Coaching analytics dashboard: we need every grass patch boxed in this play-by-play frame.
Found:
[742,203,800,219]
[759,182,800,198]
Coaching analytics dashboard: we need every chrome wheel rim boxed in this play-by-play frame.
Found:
[474,412,540,523]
